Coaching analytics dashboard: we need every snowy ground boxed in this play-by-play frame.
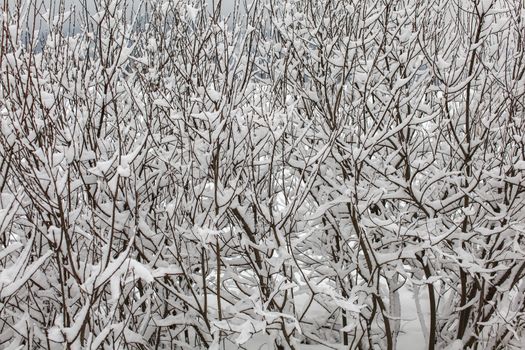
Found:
[213,282,429,349]
[397,285,427,349]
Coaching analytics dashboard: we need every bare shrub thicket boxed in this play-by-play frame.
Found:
[1,0,525,349]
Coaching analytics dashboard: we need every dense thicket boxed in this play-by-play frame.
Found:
[1,0,525,349]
